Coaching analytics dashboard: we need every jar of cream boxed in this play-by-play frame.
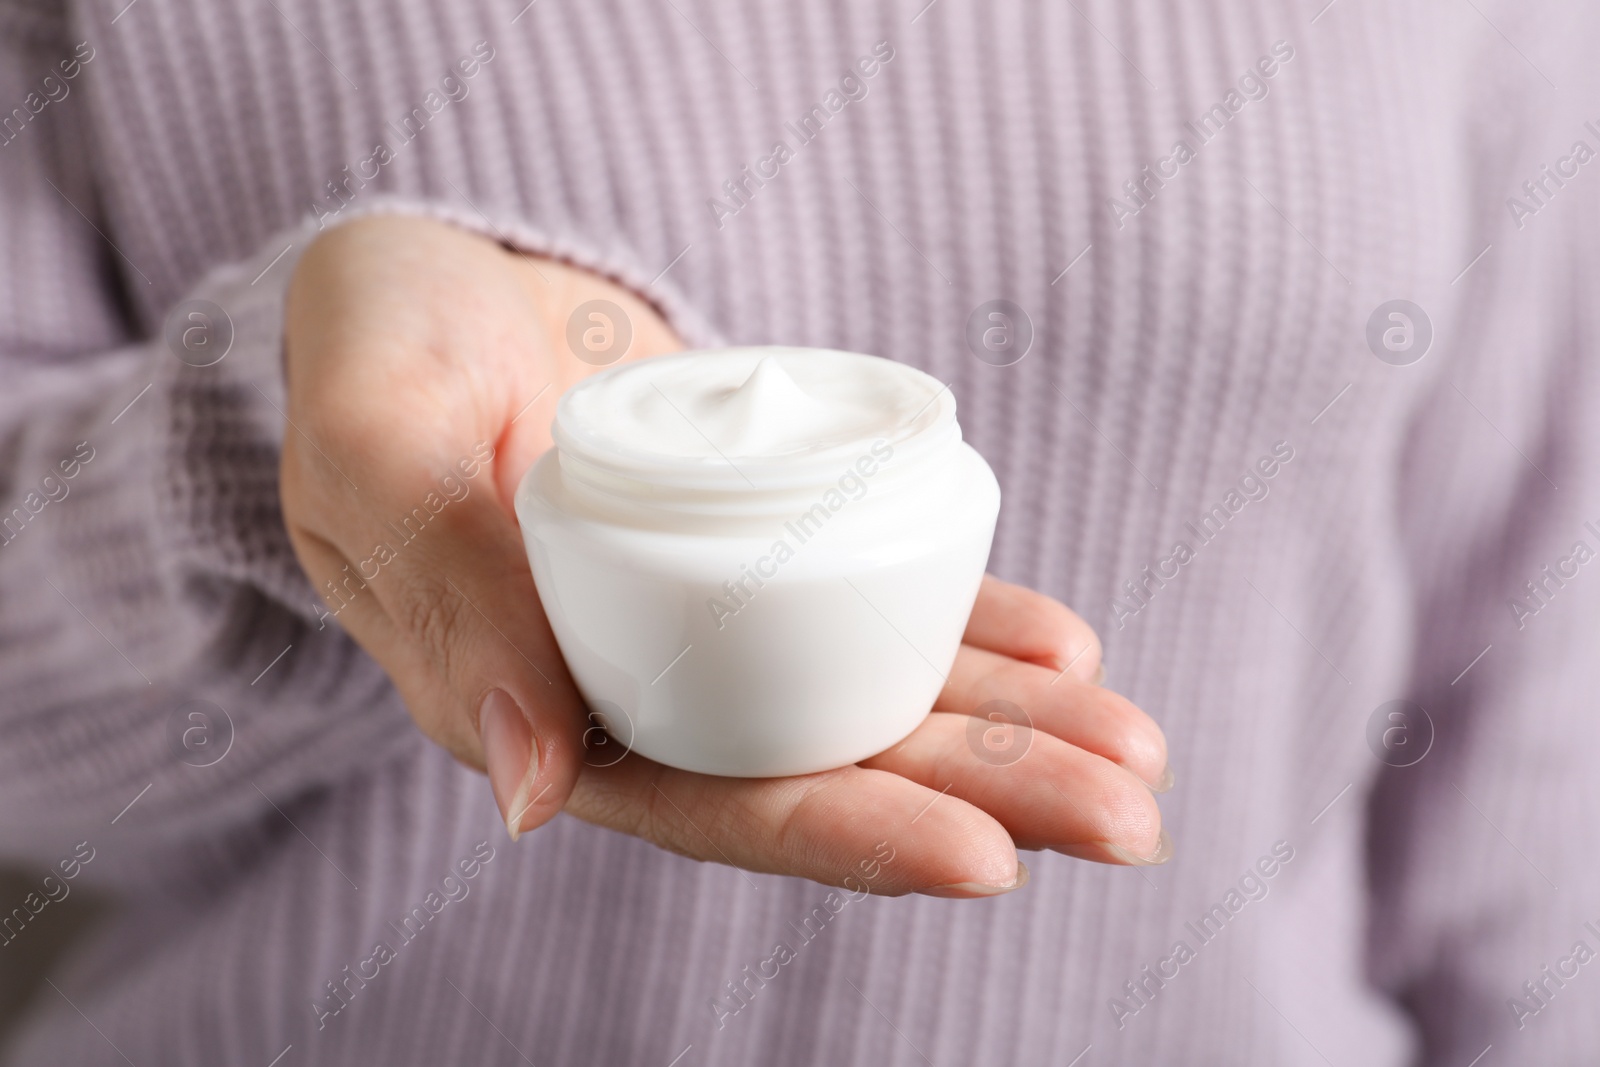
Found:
[514,346,1000,777]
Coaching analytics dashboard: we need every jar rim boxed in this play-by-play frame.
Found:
[550,347,961,506]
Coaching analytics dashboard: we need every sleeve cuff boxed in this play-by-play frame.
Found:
[152,195,722,637]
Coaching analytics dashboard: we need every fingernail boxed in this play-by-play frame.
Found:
[1091,662,1106,686]
[480,688,539,842]
[1151,763,1175,793]
[1102,828,1174,867]
[918,860,1030,899]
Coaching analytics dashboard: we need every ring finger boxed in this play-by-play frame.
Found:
[859,711,1169,865]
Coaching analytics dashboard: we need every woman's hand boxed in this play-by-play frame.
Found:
[568,575,1172,896]
[281,214,1171,899]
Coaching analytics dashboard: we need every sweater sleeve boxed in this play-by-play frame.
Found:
[0,5,717,877]
[1366,60,1600,1062]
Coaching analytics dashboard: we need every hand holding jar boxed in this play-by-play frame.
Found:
[281,214,1173,898]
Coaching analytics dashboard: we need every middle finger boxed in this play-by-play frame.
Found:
[936,644,1170,791]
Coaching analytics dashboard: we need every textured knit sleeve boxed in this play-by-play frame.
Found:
[0,4,401,874]
[0,4,714,877]
[1366,54,1600,1062]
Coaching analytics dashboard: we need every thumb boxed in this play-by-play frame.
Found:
[476,682,581,842]
[300,439,586,841]
[420,484,585,841]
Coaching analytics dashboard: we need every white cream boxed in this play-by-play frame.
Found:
[560,350,944,461]
[517,346,999,778]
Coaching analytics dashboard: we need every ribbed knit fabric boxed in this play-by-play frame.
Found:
[3,0,1600,1063]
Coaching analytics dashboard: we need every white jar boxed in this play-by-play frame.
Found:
[514,346,1000,777]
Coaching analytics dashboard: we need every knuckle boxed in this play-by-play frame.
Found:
[772,777,832,863]
[637,784,706,863]
[395,575,470,671]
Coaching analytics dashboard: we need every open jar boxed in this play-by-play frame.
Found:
[514,346,1000,777]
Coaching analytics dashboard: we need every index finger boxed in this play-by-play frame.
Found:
[564,753,1025,897]
[961,575,1103,683]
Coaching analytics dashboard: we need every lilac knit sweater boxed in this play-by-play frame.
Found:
[4,0,1600,1063]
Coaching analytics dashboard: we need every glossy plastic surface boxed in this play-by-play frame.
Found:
[514,442,1000,777]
